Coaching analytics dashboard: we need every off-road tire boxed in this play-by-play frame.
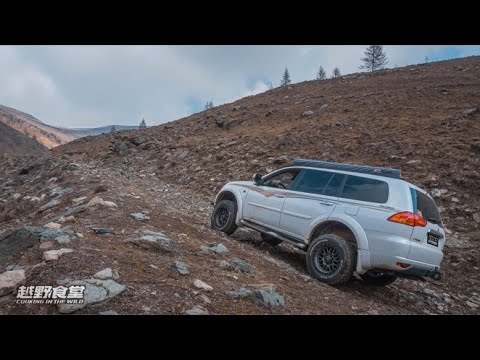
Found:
[211,200,238,235]
[261,233,282,246]
[359,271,398,286]
[306,234,356,285]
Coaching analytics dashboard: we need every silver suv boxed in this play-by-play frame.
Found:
[211,159,445,286]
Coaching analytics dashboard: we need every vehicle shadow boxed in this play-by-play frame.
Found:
[230,228,414,312]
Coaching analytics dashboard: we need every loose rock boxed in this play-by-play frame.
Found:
[124,230,177,253]
[94,268,119,280]
[226,287,252,299]
[201,243,229,255]
[43,248,73,262]
[0,270,26,296]
[57,278,126,314]
[130,213,150,221]
[174,261,190,275]
[232,257,253,273]
[185,306,209,315]
[194,279,213,291]
[253,289,285,308]
[99,310,119,315]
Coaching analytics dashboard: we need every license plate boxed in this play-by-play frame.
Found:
[427,233,439,246]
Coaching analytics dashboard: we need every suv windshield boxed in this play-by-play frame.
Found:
[412,189,443,226]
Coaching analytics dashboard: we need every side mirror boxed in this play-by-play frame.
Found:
[252,173,263,185]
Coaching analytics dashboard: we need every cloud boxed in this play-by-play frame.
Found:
[1,45,479,128]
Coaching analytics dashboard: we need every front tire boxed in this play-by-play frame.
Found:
[359,270,397,286]
[306,234,356,285]
[211,200,238,235]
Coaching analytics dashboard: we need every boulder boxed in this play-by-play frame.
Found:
[124,230,177,253]
[57,278,126,314]
[0,226,69,262]
[132,137,146,146]
[253,289,285,308]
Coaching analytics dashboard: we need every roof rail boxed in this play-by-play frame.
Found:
[293,158,402,179]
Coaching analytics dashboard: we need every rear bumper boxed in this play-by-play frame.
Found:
[364,248,443,277]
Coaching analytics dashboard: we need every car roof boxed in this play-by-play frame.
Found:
[275,166,404,183]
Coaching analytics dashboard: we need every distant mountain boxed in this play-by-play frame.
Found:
[60,125,139,138]
[0,121,48,155]
[0,105,76,148]
[0,104,139,151]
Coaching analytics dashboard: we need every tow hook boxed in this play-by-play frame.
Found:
[427,270,442,281]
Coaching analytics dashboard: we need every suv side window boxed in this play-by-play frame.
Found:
[340,175,389,203]
[323,173,346,197]
[263,170,300,190]
[294,169,333,195]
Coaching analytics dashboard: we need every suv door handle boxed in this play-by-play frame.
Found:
[274,194,285,198]
[318,200,335,206]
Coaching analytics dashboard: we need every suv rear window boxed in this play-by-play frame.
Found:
[340,175,389,203]
[412,189,442,226]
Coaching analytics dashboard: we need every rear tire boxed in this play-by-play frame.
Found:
[211,200,238,235]
[261,233,282,246]
[306,234,356,285]
[359,270,398,286]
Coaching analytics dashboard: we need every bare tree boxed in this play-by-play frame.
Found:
[110,125,116,133]
[204,101,214,110]
[139,118,147,129]
[280,67,291,86]
[266,81,274,90]
[332,67,341,78]
[360,45,388,72]
[316,66,326,80]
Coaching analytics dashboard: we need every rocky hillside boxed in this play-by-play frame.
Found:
[0,122,48,155]
[0,56,479,315]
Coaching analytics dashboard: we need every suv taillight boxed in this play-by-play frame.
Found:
[387,211,427,227]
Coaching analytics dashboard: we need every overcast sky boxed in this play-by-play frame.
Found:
[1,45,479,128]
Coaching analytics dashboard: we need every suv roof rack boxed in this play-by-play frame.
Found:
[293,158,402,179]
